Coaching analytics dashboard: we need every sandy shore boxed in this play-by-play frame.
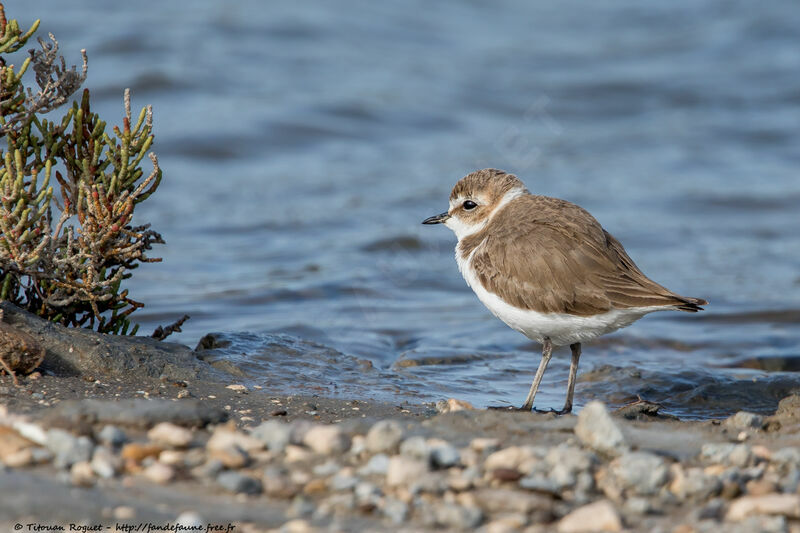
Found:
[1,302,800,533]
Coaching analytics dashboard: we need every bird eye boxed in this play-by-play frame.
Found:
[462,200,477,210]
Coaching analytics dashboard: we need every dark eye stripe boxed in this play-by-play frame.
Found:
[463,200,477,210]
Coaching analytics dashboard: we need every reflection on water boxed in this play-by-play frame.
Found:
[20,0,800,418]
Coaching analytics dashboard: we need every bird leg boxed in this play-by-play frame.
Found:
[556,342,581,415]
[520,337,552,411]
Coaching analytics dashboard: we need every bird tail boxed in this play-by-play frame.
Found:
[674,296,708,313]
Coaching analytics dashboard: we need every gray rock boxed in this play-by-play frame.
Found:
[312,460,340,477]
[520,475,561,495]
[780,467,800,494]
[574,402,627,457]
[250,420,292,452]
[607,451,670,496]
[724,411,764,431]
[193,459,224,479]
[399,436,430,460]
[700,443,753,467]
[358,453,389,476]
[622,497,652,516]
[435,503,483,530]
[217,471,263,494]
[382,497,409,524]
[365,420,404,454]
[96,425,127,447]
[286,496,315,518]
[30,447,54,464]
[262,466,296,498]
[673,467,722,501]
[175,512,205,528]
[386,456,429,487]
[45,429,94,469]
[354,481,382,506]
[288,420,314,446]
[772,447,800,469]
[430,442,460,469]
[91,446,121,479]
[546,445,595,489]
[329,471,359,491]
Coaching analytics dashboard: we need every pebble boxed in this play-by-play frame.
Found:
[312,460,340,477]
[175,512,205,528]
[147,422,194,448]
[251,420,292,452]
[120,443,163,463]
[209,445,249,469]
[329,470,359,491]
[484,446,540,474]
[11,420,48,445]
[473,488,553,514]
[303,424,351,455]
[606,451,670,496]
[45,429,94,469]
[217,470,263,494]
[482,513,528,533]
[471,438,501,453]
[365,420,405,454]
[726,493,800,521]
[70,460,96,486]
[399,436,430,460]
[91,446,121,478]
[557,499,622,533]
[206,427,264,453]
[97,425,127,447]
[429,442,460,470]
[433,502,484,529]
[2,447,34,467]
[285,445,314,464]
[382,497,409,523]
[771,447,800,469]
[279,519,314,533]
[142,462,176,484]
[158,449,186,467]
[670,465,722,501]
[574,402,627,457]
[724,411,764,431]
[386,456,429,487]
[287,495,316,518]
[358,453,389,476]
[193,458,224,479]
[700,443,753,467]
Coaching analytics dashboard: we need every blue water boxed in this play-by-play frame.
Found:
[15,0,800,417]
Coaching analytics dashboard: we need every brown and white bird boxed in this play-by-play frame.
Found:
[423,168,707,414]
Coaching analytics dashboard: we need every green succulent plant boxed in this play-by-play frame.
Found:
[0,3,166,335]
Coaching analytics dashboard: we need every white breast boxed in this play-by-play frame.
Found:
[456,244,668,347]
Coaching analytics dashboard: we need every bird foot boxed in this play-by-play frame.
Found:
[530,406,572,416]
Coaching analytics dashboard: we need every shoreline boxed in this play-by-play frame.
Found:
[1,303,800,532]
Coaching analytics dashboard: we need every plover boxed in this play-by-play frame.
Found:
[423,168,707,414]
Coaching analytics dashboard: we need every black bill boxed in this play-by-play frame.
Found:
[422,212,450,225]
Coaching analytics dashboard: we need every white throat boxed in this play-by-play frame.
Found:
[445,187,525,241]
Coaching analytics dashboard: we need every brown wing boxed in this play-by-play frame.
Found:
[466,196,707,316]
